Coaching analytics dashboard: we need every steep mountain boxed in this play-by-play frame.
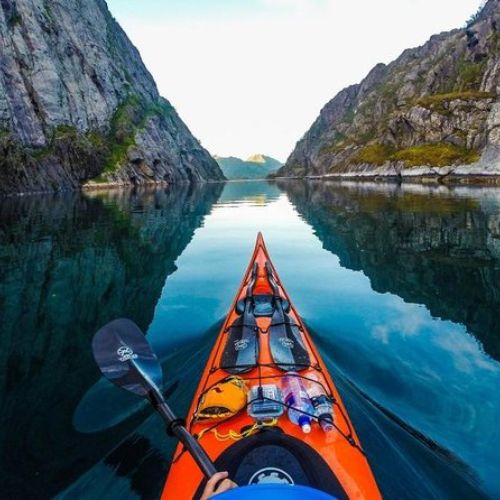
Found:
[215,154,282,179]
[280,0,500,180]
[0,0,224,195]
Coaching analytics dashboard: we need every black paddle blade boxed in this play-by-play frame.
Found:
[269,305,310,372]
[220,304,258,374]
[92,318,163,397]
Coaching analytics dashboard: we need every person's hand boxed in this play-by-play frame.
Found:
[200,471,237,499]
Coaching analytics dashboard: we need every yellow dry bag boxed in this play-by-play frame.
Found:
[195,377,247,420]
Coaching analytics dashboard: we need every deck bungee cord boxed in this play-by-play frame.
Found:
[179,369,363,453]
[180,402,360,465]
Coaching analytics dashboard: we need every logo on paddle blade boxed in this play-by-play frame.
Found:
[249,467,294,485]
[234,339,249,351]
[279,337,294,349]
[117,345,138,362]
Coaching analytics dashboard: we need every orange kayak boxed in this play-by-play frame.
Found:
[163,233,381,499]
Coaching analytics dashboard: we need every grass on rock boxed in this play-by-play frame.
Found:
[351,142,479,168]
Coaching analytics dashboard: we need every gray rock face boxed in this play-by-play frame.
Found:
[281,0,500,179]
[0,0,224,194]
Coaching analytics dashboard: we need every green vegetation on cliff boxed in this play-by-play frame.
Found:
[351,143,480,168]
[391,144,480,167]
[352,144,394,166]
[418,91,496,113]
[92,95,176,182]
[0,94,178,186]
[103,95,143,173]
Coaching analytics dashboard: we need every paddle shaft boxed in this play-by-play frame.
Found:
[154,398,218,478]
[140,376,218,480]
[92,320,219,483]
[126,359,218,479]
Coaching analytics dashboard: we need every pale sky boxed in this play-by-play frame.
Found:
[107,0,484,162]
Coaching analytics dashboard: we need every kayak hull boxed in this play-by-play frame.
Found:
[162,233,381,499]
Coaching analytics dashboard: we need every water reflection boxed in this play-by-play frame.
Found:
[0,184,222,498]
[277,179,500,496]
[216,181,281,206]
[1,180,499,498]
[278,180,500,362]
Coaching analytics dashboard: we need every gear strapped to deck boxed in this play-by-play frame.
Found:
[162,234,382,500]
[220,261,311,373]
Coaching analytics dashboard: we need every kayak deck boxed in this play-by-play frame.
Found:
[163,233,381,499]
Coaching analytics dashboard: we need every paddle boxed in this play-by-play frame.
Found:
[92,318,218,479]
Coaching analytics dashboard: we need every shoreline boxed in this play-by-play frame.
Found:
[81,179,169,192]
[2,173,500,199]
[273,173,500,186]
[0,179,224,199]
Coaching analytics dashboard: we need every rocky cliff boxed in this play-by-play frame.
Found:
[280,0,500,180]
[0,0,224,195]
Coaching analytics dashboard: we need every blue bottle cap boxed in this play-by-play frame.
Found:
[298,415,311,433]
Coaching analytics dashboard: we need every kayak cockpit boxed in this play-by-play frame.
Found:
[194,430,348,499]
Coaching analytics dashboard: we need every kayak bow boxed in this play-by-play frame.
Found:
[163,233,381,499]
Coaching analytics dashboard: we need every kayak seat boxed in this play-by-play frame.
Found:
[194,431,348,499]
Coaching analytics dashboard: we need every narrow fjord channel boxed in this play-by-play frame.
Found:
[1,180,499,499]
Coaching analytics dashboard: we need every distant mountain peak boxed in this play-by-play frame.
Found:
[247,154,267,163]
[216,154,282,179]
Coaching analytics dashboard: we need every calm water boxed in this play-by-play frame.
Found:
[1,180,499,499]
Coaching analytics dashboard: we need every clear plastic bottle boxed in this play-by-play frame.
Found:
[282,371,314,434]
[306,374,334,433]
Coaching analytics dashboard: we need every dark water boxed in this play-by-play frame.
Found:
[1,180,499,499]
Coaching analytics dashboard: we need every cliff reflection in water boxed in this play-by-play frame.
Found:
[0,183,222,498]
[278,180,500,362]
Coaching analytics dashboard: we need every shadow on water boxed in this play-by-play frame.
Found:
[0,183,222,498]
[57,321,221,500]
